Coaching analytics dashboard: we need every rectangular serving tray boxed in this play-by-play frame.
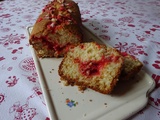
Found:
[27,25,155,120]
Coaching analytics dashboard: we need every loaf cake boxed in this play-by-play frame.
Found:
[29,0,83,57]
[58,42,124,94]
[119,52,143,81]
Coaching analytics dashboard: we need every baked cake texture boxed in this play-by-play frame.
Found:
[58,42,124,94]
[29,0,82,57]
[120,52,143,81]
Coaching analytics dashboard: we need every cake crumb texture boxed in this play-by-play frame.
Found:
[59,42,124,94]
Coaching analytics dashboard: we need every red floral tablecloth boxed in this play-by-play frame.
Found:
[0,0,160,120]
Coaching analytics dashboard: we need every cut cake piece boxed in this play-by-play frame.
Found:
[29,0,82,57]
[119,52,143,81]
[58,42,124,94]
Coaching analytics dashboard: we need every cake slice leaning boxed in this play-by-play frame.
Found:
[58,42,124,94]
[119,52,143,81]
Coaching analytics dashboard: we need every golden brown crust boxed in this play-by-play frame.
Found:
[29,0,82,57]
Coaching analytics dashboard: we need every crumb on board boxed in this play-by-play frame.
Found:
[104,103,107,107]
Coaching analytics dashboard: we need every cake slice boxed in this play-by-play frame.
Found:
[29,0,82,57]
[58,42,124,94]
[119,52,143,81]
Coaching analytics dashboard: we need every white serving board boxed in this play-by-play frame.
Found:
[27,25,155,120]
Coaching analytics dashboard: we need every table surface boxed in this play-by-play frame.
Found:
[0,0,160,120]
